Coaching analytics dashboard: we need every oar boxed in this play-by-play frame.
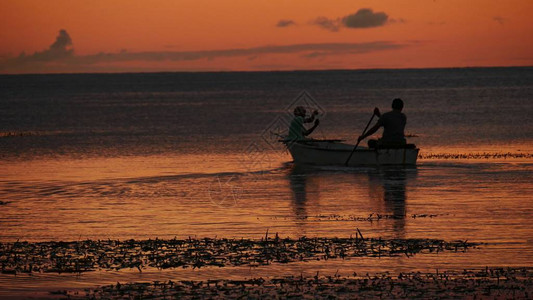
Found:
[344,113,376,166]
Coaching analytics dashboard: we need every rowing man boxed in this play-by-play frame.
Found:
[287,106,320,141]
[358,98,406,148]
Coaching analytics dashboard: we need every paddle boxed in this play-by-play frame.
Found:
[344,111,378,166]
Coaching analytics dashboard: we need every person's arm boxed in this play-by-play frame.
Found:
[358,117,383,142]
[358,123,380,142]
[304,110,319,123]
[304,119,320,136]
[357,107,382,142]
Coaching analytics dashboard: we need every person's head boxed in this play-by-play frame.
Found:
[392,98,404,111]
[293,106,306,117]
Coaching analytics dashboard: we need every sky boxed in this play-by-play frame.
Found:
[0,0,532,73]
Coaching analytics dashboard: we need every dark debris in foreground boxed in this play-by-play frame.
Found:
[55,267,533,299]
[283,213,449,222]
[419,152,533,159]
[0,236,481,274]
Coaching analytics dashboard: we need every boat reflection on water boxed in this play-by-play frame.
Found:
[286,164,319,236]
[286,163,417,237]
[367,167,418,237]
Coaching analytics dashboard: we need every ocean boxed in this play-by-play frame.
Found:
[0,67,532,296]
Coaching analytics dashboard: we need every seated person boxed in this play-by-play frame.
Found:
[358,98,407,148]
[287,106,320,141]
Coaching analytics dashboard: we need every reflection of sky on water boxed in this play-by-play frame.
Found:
[2,156,530,296]
[1,152,531,296]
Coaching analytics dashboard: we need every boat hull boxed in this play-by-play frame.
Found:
[286,141,419,166]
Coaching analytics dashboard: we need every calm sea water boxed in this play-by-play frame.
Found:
[0,68,532,295]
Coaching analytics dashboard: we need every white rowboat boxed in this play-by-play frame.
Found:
[284,140,419,166]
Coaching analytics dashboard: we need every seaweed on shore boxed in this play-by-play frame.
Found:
[419,152,533,160]
[0,235,481,274]
[285,213,448,222]
[57,267,533,299]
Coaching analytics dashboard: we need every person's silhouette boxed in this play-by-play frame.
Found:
[358,98,407,148]
[287,106,320,141]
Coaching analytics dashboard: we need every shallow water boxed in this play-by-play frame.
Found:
[1,154,531,243]
[0,68,532,296]
[0,157,532,296]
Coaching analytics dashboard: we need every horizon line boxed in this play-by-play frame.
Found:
[0,64,532,76]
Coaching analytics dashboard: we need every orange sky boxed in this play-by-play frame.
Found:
[1,0,532,73]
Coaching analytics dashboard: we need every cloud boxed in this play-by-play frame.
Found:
[311,17,340,32]
[276,19,296,27]
[1,30,74,72]
[0,30,414,73]
[299,41,405,58]
[341,9,388,28]
[389,18,406,24]
[49,29,73,52]
[312,8,390,31]
[18,30,73,62]
[71,42,408,65]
